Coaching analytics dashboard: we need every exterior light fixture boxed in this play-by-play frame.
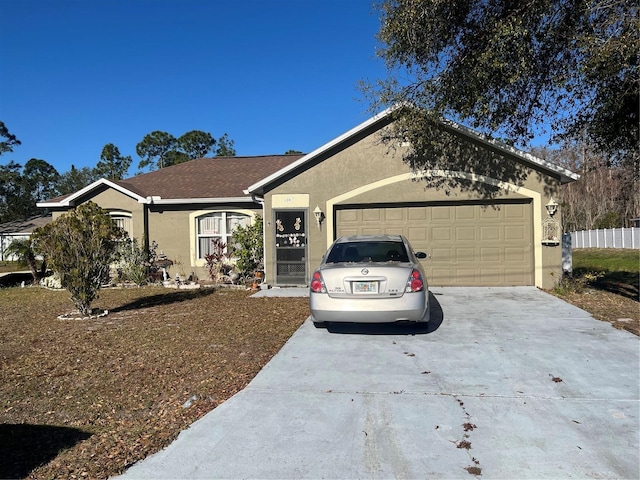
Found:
[313,205,324,228]
[545,198,558,217]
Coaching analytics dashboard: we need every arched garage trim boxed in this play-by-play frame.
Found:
[325,170,543,287]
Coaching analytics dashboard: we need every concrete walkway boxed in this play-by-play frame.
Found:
[117,287,639,479]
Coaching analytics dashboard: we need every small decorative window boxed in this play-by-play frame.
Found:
[197,212,250,259]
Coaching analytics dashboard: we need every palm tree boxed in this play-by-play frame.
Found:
[3,238,47,284]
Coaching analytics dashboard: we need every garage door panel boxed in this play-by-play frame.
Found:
[480,247,500,262]
[432,208,452,220]
[456,268,478,284]
[385,208,404,221]
[481,226,500,240]
[456,226,476,241]
[480,207,500,219]
[340,210,358,222]
[505,247,526,263]
[455,247,476,262]
[505,225,526,240]
[432,227,451,241]
[336,202,532,286]
[407,226,427,241]
[362,209,382,222]
[431,268,452,284]
[408,208,428,221]
[505,269,528,284]
[505,204,527,218]
[480,269,502,285]
[339,228,359,237]
[456,206,476,219]
[431,247,452,262]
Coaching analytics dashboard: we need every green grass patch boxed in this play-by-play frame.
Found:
[573,248,640,273]
[571,248,639,298]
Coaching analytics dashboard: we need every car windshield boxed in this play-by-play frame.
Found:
[325,241,409,263]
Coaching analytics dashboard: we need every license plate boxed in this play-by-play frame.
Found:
[353,281,378,293]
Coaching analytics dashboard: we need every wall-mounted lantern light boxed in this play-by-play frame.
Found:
[542,198,560,246]
[313,205,324,229]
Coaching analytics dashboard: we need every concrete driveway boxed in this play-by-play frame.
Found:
[118,287,639,479]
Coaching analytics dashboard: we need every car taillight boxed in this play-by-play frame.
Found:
[310,271,326,293]
[406,269,424,292]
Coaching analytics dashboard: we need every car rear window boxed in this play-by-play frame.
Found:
[325,241,409,263]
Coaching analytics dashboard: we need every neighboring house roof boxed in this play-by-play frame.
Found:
[38,155,304,208]
[247,107,579,195]
[0,214,52,235]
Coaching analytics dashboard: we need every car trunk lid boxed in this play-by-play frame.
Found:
[320,263,413,298]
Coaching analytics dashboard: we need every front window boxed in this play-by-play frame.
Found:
[110,213,133,238]
[197,212,249,259]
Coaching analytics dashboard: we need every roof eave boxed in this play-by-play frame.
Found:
[148,197,256,205]
[37,178,149,208]
[439,119,580,184]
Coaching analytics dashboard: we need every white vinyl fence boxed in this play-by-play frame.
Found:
[570,228,640,249]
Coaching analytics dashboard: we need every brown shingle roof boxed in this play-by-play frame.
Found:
[0,214,52,234]
[115,155,303,199]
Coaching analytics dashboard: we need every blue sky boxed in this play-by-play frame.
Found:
[0,0,386,177]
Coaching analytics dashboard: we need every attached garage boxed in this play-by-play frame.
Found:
[335,201,533,286]
[248,107,578,290]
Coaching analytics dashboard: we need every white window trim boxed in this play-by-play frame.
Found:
[109,211,133,238]
[189,209,256,267]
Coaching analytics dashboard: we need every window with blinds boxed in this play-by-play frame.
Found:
[197,212,250,258]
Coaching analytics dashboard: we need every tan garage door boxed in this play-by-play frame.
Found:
[336,202,533,286]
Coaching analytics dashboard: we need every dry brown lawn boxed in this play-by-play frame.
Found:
[554,288,639,336]
[0,286,309,479]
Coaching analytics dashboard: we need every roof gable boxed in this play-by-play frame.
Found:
[247,108,579,194]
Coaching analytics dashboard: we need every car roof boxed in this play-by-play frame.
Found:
[334,234,405,244]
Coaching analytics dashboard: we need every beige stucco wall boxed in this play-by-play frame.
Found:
[147,205,261,281]
[263,124,562,289]
[48,189,262,283]
[50,187,145,240]
[88,188,146,241]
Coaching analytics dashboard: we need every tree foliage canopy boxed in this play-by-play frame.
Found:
[177,130,216,159]
[367,0,638,176]
[95,143,132,180]
[0,121,21,155]
[0,158,60,222]
[136,130,236,171]
[214,133,236,157]
[22,158,60,202]
[32,202,126,316]
[136,131,181,171]
[56,165,100,196]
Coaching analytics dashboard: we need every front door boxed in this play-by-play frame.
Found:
[274,210,307,285]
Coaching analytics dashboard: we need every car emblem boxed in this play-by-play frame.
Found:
[361,268,369,275]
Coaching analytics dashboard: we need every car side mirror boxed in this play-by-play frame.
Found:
[415,252,427,259]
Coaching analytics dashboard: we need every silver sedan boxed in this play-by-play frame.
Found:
[309,234,430,324]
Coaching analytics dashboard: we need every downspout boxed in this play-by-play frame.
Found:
[249,193,267,281]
